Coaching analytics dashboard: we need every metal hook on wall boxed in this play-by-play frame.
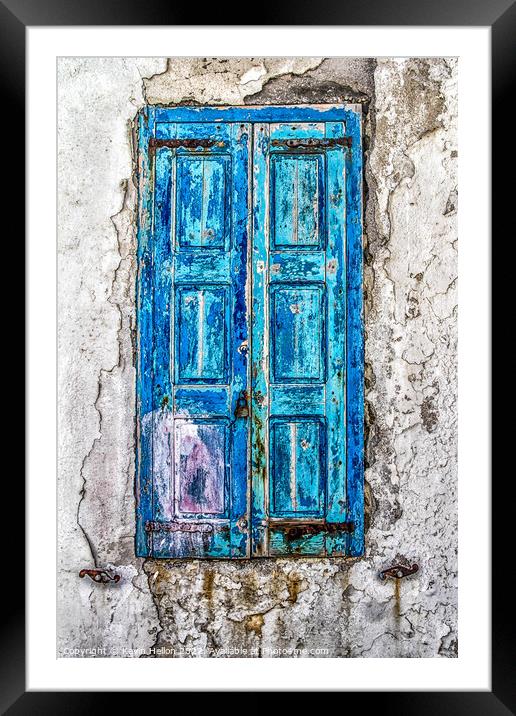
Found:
[379,563,419,581]
[79,569,120,584]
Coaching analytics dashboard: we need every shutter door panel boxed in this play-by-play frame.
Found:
[137,106,364,560]
[251,120,351,557]
[141,121,251,558]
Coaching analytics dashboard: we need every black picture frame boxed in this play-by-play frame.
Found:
[5,0,508,710]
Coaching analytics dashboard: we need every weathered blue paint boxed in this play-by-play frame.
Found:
[174,285,229,383]
[251,117,361,557]
[136,115,251,558]
[270,285,326,383]
[343,109,365,557]
[270,417,326,517]
[250,122,270,556]
[136,105,364,559]
[324,120,348,556]
[135,107,155,557]
[155,105,351,125]
[270,154,324,249]
[175,154,230,250]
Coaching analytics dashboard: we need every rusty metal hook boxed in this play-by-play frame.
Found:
[379,563,419,581]
[79,569,120,584]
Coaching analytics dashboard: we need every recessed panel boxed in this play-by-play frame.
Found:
[173,386,229,416]
[270,154,324,250]
[175,286,228,383]
[176,155,230,250]
[270,285,325,383]
[270,385,325,415]
[175,419,227,515]
[270,418,325,517]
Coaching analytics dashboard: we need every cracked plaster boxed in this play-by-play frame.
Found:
[58,56,457,658]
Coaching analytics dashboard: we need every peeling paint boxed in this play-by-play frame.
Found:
[143,58,325,106]
[245,613,265,637]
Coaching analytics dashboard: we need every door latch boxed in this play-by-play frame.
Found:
[234,390,249,419]
[236,516,248,533]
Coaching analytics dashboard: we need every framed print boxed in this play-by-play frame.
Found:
[8,0,509,709]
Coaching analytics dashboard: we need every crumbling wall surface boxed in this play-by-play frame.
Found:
[57,57,457,658]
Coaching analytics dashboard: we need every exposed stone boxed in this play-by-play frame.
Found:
[143,57,324,106]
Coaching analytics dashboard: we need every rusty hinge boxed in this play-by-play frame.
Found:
[149,138,225,153]
[271,137,352,150]
[145,520,213,534]
[79,569,120,584]
[379,563,419,581]
[270,521,354,540]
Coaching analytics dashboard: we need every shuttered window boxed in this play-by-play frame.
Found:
[136,105,364,559]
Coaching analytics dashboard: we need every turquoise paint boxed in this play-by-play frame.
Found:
[270,154,324,249]
[137,118,251,559]
[135,107,155,557]
[270,418,326,518]
[154,105,351,124]
[136,106,364,559]
[252,117,353,557]
[175,285,229,383]
[324,121,348,555]
[250,122,270,556]
[270,285,325,383]
[343,110,365,558]
[176,155,230,250]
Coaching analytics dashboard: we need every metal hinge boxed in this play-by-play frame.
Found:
[145,520,213,534]
[271,137,352,149]
[149,138,225,153]
[270,521,355,539]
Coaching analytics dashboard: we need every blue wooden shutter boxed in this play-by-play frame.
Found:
[136,111,251,558]
[251,114,364,557]
[137,106,364,560]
